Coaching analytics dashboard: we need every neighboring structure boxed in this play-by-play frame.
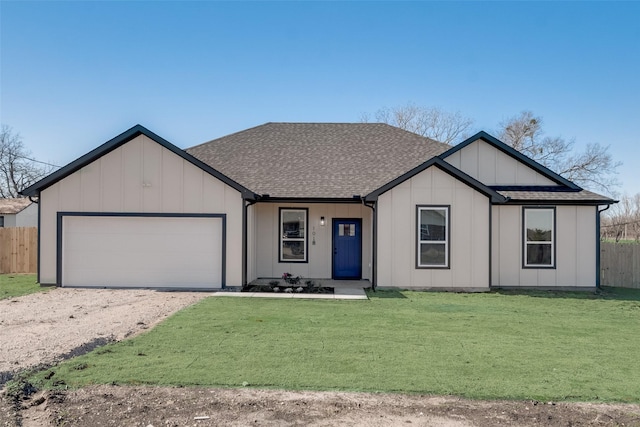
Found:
[21,124,615,291]
[0,198,38,228]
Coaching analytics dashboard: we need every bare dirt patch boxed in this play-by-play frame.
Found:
[0,287,209,382]
[2,386,639,427]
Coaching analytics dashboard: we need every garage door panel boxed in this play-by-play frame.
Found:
[62,216,223,288]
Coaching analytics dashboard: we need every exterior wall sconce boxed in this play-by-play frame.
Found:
[320,216,325,226]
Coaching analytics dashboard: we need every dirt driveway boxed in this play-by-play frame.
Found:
[1,288,639,427]
[0,287,209,380]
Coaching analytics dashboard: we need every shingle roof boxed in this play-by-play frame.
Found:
[186,123,451,199]
[0,198,32,214]
[497,189,615,204]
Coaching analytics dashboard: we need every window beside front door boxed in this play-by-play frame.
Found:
[279,208,308,262]
[417,205,450,268]
[523,207,555,268]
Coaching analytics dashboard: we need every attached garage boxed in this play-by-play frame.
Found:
[21,125,253,289]
[59,214,225,289]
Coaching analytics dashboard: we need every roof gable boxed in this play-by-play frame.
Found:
[439,131,580,190]
[186,123,451,199]
[20,125,255,199]
[364,157,507,203]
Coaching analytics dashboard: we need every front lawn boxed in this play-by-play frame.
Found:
[0,274,45,300]
[35,287,640,402]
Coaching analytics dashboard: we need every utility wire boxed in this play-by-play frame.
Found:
[14,155,61,168]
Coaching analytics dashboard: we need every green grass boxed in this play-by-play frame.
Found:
[33,287,640,402]
[602,239,639,244]
[0,274,45,299]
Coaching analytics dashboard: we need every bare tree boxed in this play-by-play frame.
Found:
[602,193,640,242]
[361,103,474,145]
[498,111,621,194]
[0,125,55,198]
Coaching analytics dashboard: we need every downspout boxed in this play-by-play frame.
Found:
[362,198,377,291]
[242,197,259,287]
[488,202,493,290]
[35,194,41,285]
[596,204,611,289]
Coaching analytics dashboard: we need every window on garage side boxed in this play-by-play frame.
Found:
[417,206,449,268]
[280,208,308,262]
[523,207,555,268]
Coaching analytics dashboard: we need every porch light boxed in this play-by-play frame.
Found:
[320,216,325,226]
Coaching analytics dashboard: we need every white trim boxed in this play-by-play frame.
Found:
[417,206,449,268]
[280,208,307,262]
[523,207,555,268]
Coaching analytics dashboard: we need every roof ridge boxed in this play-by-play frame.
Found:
[263,122,386,124]
[189,122,449,149]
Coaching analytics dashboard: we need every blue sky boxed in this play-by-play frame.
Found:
[1,1,638,197]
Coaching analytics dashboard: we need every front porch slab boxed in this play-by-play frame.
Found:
[212,279,370,300]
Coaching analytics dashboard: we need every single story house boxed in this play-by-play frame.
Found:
[21,123,615,291]
[0,198,38,228]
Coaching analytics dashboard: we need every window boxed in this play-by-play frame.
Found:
[280,208,308,262]
[417,206,449,268]
[523,207,555,268]
[338,223,356,236]
[0,216,4,227]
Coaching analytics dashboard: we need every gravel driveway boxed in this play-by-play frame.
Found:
[0,287,209,382]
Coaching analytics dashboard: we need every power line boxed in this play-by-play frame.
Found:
[16,155,61,168]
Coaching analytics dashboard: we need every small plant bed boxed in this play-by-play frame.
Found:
[242,282,334,294]
[242,273,334,294]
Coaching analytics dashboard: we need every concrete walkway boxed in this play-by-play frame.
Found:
[212,279,369,300]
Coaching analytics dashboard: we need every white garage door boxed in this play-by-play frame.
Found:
[61,215,223,289]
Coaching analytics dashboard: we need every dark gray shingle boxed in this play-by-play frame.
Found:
[186,123,450,198]
[498,189,615,203]
[186,122,615,204]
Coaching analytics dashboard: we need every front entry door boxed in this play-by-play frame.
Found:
[332,219,362,279]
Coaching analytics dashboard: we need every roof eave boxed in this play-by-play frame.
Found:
[502,198,618,206]
[255,196,364,203]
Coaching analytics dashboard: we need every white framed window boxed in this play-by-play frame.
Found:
[417,206,449,268]
[523,207,555,268]
[279,208,308,263]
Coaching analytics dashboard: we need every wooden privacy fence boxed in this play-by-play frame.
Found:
[600,242,640,289]
[0,227,37,274]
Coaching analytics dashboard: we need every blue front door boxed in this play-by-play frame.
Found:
[332,219,362,279]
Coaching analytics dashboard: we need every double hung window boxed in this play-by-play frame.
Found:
[417,206,449,268]
[523,207,555,268]
[279,208,308,262]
